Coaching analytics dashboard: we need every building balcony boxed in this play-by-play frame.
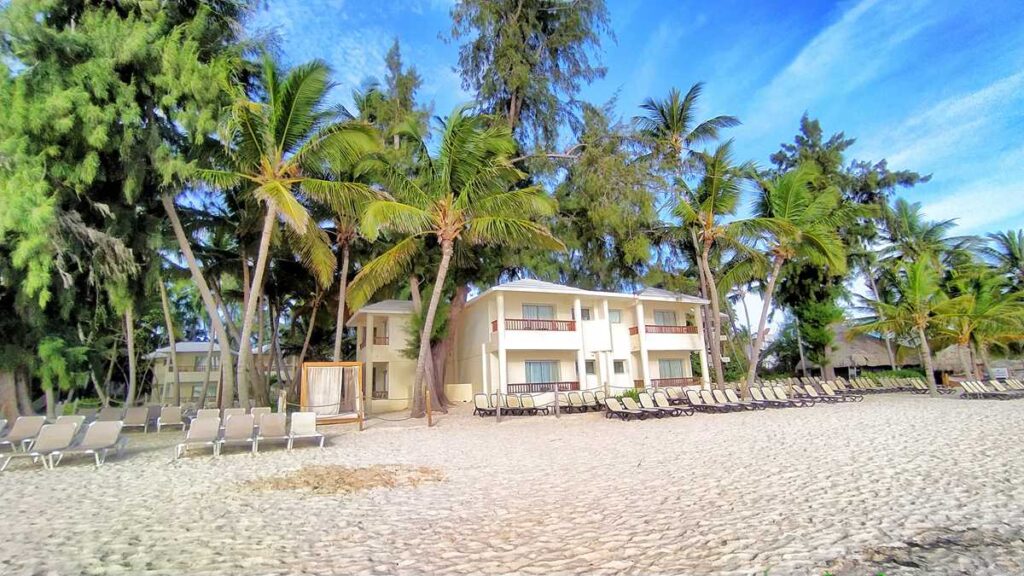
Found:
[493,318,577,332]
[507,381,580,394]
[634,377,702,389]
[628,325,698,335]
[359,336,391,349]
[629,325,704,352]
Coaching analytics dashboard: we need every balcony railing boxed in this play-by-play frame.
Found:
[503,318,576,331]
[634,377,702,388]
[630,325,698,335]
[508,381,580,394]
[373,336,389,346]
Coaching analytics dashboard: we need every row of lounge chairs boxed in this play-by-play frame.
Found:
[473,391,610,416]
[960,379,1024,400]
[604,391,695,420]
[75,405,277,433]
[174,412,323,459]
[0,417,126,470]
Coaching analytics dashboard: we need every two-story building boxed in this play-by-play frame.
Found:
[147,342,296,405]
[347,280,711,412]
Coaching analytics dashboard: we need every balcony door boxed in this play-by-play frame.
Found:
[522,304,555,320]
[653,310,678,326]
[525,360,560,384]
[659,359,685,379]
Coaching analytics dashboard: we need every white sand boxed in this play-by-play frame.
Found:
[2,395,1024,575]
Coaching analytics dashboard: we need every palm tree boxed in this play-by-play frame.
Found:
[197,57,378,405]
[882,198,975,266]
[634,83,740,163]
[348,106,564,417]
[673,140,754,387]
[982,229,1024,288]
[934,271,1024,377]
[743,165,857,394]
[855,259,949,395]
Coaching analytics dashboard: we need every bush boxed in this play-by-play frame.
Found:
[615,388,641,402]
[863,369,923,379]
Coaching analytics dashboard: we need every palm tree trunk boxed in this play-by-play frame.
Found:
[412,241,453,418]
[237,205,277,409]
[158,280,182,406]
[867,270,898,370]
[332,240,351,361]
[0,371,18,422]
[957,341,973,379]
[161,194,235,406]
[124,306,137,406]
[198,337,215,409]
[98,342,116,408]
[744,255,785,396]
[917,325,938,396]
[698,249,727,387]
[291,294,322,401]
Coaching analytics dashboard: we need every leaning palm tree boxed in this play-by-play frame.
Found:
[197,56,378,405]
[982,229,1024,288]
[348,106,564,417]
[742,165,858,394]
[633,82,740,164]
[673,140,755,387]
[934,271,1024,377]
[882,198,975,267]
[855,259,949,396]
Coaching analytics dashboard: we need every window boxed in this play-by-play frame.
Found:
[613,360,626,374]
[654,310,678,326]
[659,359,685,379]
[525,361,560,383]
[609,309,622,324]
[372,367,389,398]
[585,360,596,375]
[580,307,592,321]
[522,304,555,320]
[193,354,220,372]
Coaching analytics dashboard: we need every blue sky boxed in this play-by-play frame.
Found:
[250,0,1024,235]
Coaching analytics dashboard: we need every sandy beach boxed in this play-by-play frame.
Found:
[2,394,1024,575]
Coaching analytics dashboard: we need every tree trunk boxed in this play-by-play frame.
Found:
[957,341,973,379]
[411,241,454,418]
[291,294,322,400]
[978,343,992,379]
[124,306,137,406]
[0,371,18,422]
[158,280,182,406]
[251,295,270,407]
[744,255,785,396]
[44,386,56,420]
[237,205,277,409]
[16,368,34,414]
[698,249,727,388]
[408,275,442,414]
[332,240,351,361]
[795,316,809,378]
[161,194,235,406]
[98,342,116,407]
[917,325,938,396]
[867,270,898,370]
[429,284,469,409]
[198,337,215,409]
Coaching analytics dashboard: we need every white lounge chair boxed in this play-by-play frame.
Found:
[1,423,77,471]
[250,407,271,430]
[53,421,126,468]
[0,416,46,452]
[288,412,324,450]
[222,407,245,420]
[157,406,185,432]
[253,413,288,453]
[55,415,86,435]
[174,417,220,459]
[218,414,255,455]
[96,407,124,422]
[123,407,151,432]
[194,408,220,422]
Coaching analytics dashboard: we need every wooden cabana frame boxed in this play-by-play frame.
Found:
[299,361,365,430]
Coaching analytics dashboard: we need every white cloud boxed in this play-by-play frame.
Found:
[922,178,1024,234]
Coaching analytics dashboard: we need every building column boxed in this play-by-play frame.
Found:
[480,343,489,395]
[635,302,651,389]
[573,297,587,389]
[365,314,375,404]
[694,307,711,388]
[496,293,507,394]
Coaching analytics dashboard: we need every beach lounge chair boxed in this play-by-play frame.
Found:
[701,389,743,412]
[988,381,1024,398]
[723,388,766,410]
[603,397,646,420]
[582,391,601,411]
[76,407,98,419]
[222,407,245,420]
[594,390,607,407]
[52,421,125,468]
[0,416,46,452]
[253,413,289,453]
[622,396,662,417]
[638,392,682,416]
[0,423,77,471]
[520,394,549,415]
[715,389,760,410]
[505,394,524,415]
[97,406,124,421]
[972,381,1016,400]
[664,388,686,405]
[218,414,255,455]
[821,382,861,402]
[567,391,589,413]
[750,387,790,408]
[174,417,220,459]
[250,407,272,428]
[157,406,186,432]
[653,391,694,415]
[473,394,495,416]
[796,384,834,404]
[288,412,325,450]
[771,386,811,407]
[685,389,724,413]
[195,408,220,420]
[55,415,86,434]
[122,406,151,433]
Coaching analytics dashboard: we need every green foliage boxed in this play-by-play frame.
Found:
[615,388,641,402]
[37,337,89,393]
[868,368,924,379]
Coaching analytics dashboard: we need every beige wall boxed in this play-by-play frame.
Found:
[354,314,418,414]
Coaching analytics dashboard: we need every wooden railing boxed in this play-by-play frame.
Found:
[504,318,576,331]
[507,381,580,394]
[491,320,498,332]
[634,377,701,388]
[373,336,389,346]
[643,325,698,334]
[371,389,388,399]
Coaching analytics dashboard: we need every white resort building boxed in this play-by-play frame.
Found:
[349,279,713,411]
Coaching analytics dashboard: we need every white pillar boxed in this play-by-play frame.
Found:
[480,343,489,395]
[496,293,508,394]
[694,307,711,388]
[573,297,587,389]
[635,302,651,389]
[365,313,375,400]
